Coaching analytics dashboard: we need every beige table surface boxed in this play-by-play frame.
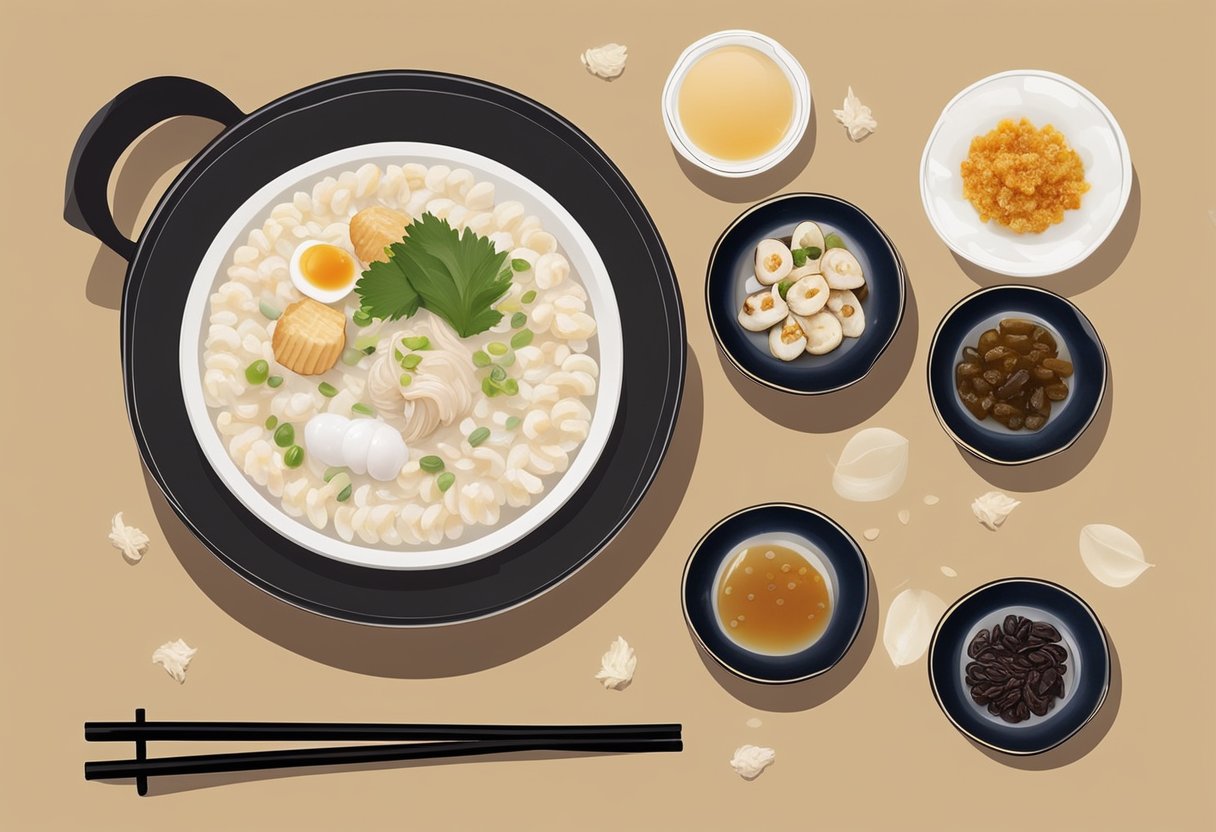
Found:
[3,0,1214,829]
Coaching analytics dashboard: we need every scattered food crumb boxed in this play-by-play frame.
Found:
[746,717,763,729]
[108,512,149,563]
[152,638,196,684]
[923,494,940,506]
[971,491,1021,530]
[833,86,877,141]
[730,745,776,780]
[581,43,628,79]
[863,528,880,541]
[594,635,636,690]
[940,566,958,578]
[897,509,911,525]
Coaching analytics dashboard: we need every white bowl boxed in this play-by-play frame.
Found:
[180,142,623,570]
[919,70,1132,277]
[662,30,811,178]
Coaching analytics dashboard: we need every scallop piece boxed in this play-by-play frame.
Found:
[366,423,409,482]
[339,419,380,476]
[304,413,348,468]
[754,239,793,285]
[827,289,866,337]
[786,274,830,315]
[769,315,807,361]
[796,311,843,355]
[738,287,788,331]
[790,221,826,271]
[821,248,865,289]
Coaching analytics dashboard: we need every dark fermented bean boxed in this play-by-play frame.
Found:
[956,318,1069,431]
[964,614,1069,724]
[1000,318,1036,335]
[1041,357,1074,377]
[996,369,1030,400]
[1031,622,1061,641]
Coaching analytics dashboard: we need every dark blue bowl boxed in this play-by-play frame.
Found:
[929,578,1110,755]
[681,503,870,684]
[706,194,907,395]
[928,285,1108,465]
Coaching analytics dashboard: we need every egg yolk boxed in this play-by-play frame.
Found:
[299,244,356,290]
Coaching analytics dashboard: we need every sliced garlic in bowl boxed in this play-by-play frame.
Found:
[706,193,906,395]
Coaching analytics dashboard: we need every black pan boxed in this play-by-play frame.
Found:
[66,72,685,626]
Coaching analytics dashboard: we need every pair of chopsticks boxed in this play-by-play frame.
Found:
[85,709,682,795]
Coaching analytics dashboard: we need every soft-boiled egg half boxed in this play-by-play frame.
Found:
[290,240,359,304]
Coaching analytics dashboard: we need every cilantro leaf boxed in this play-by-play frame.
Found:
[354,257,420,322]
[387,213,512,337]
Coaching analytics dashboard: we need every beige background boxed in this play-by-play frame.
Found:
[2,0,1214,829]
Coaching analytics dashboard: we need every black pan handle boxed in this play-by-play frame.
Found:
[64,76,245,261]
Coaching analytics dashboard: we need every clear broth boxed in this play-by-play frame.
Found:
[677,45,794,162]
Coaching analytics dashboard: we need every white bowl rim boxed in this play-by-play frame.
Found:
[918,69,1132,278]
[662,29,811,178]
[179,141,624,570]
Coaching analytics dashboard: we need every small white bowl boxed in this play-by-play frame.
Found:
[662,30,811,178]
[919,70,1132,277]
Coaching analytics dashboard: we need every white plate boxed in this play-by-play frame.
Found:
[919,70,1131,277]
[180,142,623,570]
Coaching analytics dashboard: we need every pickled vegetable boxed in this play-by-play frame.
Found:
[955,318,1070,432]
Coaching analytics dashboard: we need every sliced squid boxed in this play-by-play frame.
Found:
[769,315,807,361]
[738,287,788,331]
[790,221,826,272]
[787,273,830,316]
[754,239,793,285]
[827,289,866,337]
[821,248,865,289]
[795,311,844,355]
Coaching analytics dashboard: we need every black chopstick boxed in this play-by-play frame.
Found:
[85,736,682,781]
[85,720,682,743]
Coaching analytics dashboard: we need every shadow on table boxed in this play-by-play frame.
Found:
[717,279,919,433]
[672,107,816,203]
[95,749,653,796]
[969,634,1122,770]
[958,366,1115,492]
[691,569,879,712]
[83,116,225,310]
[149,347,705,678]
[951,168,1141,297]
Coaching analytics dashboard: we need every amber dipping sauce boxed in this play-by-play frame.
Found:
[716,540,832,654]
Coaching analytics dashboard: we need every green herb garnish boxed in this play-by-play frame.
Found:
[511,258,532,272]
[355,213,512,337]
[791,245,823,267]
[823,233,846,251]
[777,277,795,300]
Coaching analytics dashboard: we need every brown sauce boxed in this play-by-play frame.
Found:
[716,541,832,654]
